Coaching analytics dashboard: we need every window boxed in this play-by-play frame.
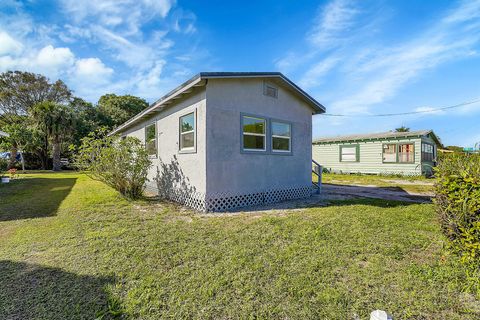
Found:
[340,145,358,162]
[383,144,397,163]
[422,143,435,162]
[263,83,278,98]
[179,112,195,151]
[271,121,291,152]
[242,116,266,151]
[398,144,414,163]
[145,124,156,156]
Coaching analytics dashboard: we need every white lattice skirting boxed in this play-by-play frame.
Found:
[146,183,312,212]
[205,185,312,212]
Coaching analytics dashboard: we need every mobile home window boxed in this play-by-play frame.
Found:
[340,145,358,162]
[422,143,434,161]
[180,112,195,151]
[145,124,157,156]
[383,144,397,163]
[242,116,266,151]
[271,121,291,152]
[398,144,414,163]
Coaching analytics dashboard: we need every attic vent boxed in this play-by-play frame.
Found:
[264,83,278,98]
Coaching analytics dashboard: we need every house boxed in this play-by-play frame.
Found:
[312,130,442,176]
[0,130,9,137]
[110,72,325,211]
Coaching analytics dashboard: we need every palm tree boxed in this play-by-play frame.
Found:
[31,101,74,171]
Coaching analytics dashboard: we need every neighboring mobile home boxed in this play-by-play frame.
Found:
[111,72,325,211]
[312,130,442,176]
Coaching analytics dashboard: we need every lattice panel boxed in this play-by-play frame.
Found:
[165,189,206,211]
[205,185,312,212]
[264,186,312,204]
[205,192,264,212]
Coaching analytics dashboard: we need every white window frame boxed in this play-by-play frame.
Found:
[242,115,266,152]
[382,144,397,163]
[179,111,196,153]
[271,121,291,153]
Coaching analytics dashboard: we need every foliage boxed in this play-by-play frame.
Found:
[434,153,480,293]
[98,94,148,128]
[0,172,477,319]
[446,145,465,153]
[395,126,410,132]
[74,130,151,199]
[31,101,75,171]
[0,71,71,125]
[0,158,7,177]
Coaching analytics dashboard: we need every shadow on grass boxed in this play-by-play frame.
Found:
[0,178,77,221]
[0,260,122,319]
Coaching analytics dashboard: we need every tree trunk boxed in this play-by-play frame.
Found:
[52,139,61,171]
[8,145,17,169]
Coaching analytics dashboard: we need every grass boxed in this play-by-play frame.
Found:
[0,172,478,319]
[317,172,435,194]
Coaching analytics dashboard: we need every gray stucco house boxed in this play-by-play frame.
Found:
[111,72,325,211]
[312,130,442,176]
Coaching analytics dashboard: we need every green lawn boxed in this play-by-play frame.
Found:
[0,172,478,319]
[317,173,435,194]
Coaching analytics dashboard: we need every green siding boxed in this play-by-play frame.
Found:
[312,137,423,176]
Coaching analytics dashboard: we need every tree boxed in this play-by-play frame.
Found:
[98,94,148,128]
[31,102,75,171]
[395,126,410,132]
[446,145,464,153]
[0,120,32,170]
[0,71,72,168]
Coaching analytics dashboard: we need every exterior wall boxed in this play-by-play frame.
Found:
[313,137,423,176]
[204,78,313,211]
[122,88,207,208]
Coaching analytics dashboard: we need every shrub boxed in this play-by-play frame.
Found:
[434,153,480,292]
[74,130,151,199]
[0,158,8,177]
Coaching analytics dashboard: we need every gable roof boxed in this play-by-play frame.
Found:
[0,130,9,137]
[110,72,325,135]
[313,130,443,147]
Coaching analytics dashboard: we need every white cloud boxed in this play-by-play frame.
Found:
[0,31,23,55]
[59,0,176,34]
[74,58,113,79]
[299,56,340,88]
[308,0,359,48]
[36,45,75,69]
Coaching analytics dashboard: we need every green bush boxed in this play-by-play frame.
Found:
[0,158,8,177]
[434,153,480,292]
[74,130,151,199]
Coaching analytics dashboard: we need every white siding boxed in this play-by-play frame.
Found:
[313,138,422,175]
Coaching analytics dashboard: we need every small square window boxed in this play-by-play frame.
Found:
[383,144,397,163]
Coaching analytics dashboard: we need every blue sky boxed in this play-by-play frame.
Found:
[1,0,479,147]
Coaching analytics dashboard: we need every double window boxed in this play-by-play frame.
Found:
[383,143,415,163]
[145,123,157,156]
[241,115,291,153]
[179,112,195,152]
[340,145,359,162]
[421,143,435,161]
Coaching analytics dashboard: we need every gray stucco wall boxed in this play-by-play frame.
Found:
[205,78,313,198]
[122,88,207,197]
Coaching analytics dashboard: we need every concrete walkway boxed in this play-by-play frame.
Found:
[322,183,433,203]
